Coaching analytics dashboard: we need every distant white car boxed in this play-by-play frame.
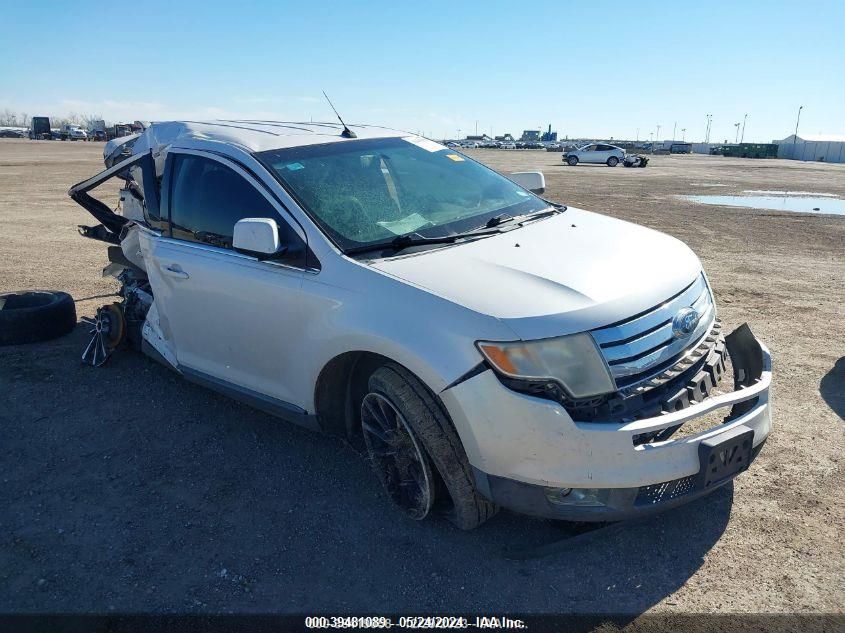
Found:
[500,141,516,149]
[564,143,625,166]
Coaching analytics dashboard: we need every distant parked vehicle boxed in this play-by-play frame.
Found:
[545,143,563,152]
[500,141,516,149]
[563,143,626,166]
[0,129,26,138]
[29,117,52,140]
[90,130,108,142]
[60,125,88,141]
[445,141,460,149]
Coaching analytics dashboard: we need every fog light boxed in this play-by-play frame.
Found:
[544,487,573,504]
[544,487,605,507]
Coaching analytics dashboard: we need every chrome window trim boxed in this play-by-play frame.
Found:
[156,236,319,275]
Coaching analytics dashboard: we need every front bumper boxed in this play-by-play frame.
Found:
[440,325,772,521]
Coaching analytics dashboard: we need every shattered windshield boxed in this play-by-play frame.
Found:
[257,137,547,252]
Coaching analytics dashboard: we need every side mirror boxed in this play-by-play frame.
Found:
[233,218,287,259]
[509,171,545,195]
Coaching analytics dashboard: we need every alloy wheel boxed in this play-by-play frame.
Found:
[361,392,434,519]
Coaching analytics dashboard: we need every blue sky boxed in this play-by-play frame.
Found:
[1,0,842,142]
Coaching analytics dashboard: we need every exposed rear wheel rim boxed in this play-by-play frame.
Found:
[361,392,434,520]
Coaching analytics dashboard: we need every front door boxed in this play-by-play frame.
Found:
[145,150,311,407]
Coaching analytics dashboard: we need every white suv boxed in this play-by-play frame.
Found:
[70,121,771,529]
[564,143,626,166]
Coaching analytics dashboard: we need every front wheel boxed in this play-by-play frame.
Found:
[566,155,579,166]
[361,363,498,529]
[607,156,619,167]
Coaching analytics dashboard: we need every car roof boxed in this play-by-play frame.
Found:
[136,120,409,154]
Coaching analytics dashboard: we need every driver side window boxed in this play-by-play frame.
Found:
[167,154,305,266]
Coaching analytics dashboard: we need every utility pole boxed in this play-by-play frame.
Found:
[740,114,748,143]
[734,123,740,143]
[636,127,639,143]
[656,125,661,151]
[475,120,478,136]
[681,128,686,141]
[672,121,677,141]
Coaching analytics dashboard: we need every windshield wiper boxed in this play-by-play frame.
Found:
[485,213,513,227]
[481,204,565,230]
[345,228,503,256]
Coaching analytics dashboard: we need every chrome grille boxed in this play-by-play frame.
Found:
[591,275,716,389]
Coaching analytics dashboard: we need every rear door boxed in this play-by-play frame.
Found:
[593,144,613,163]
[144,150,313,407]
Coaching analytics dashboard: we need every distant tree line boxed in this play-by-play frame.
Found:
[0,109,106,129]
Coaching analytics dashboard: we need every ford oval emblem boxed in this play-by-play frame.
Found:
[672,307,701,338]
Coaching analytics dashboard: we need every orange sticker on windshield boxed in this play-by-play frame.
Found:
[446,153,465,162]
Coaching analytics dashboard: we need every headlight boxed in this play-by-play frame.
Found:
[477,332,615,399]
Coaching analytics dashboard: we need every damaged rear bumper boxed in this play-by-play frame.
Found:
[441,324,772,521]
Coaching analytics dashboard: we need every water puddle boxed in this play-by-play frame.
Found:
[681,194,845,216]
[742,190,837,197]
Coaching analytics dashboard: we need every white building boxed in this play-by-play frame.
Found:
[775,134,845,163]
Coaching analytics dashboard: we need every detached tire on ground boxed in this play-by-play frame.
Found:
[362,362,498,530]
[0,291,76,346]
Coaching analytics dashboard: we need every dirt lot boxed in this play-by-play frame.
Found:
[0,139,843,618]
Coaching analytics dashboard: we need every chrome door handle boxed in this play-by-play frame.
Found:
[162,265,190,279]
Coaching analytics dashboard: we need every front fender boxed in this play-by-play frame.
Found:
[293,257,515,412]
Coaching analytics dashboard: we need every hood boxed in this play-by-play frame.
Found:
[369,208,702,340]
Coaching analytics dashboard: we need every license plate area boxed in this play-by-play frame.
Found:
[697,425,754,488]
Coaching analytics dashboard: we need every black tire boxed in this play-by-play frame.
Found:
[566,155,579,166]
[365,363,498,530]
[607,156,619,167]
[0,291,76,346]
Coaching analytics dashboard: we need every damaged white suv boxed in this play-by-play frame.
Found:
[70,121,772,529]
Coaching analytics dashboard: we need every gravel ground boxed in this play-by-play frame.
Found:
[0,139,842,617]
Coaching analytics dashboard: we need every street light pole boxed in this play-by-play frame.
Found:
[792,105,803,160]
[740,114,748,143]
[681,128,686,141]
[734,123,741,143]
[672,121,677,141]
[794,105,803,142]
